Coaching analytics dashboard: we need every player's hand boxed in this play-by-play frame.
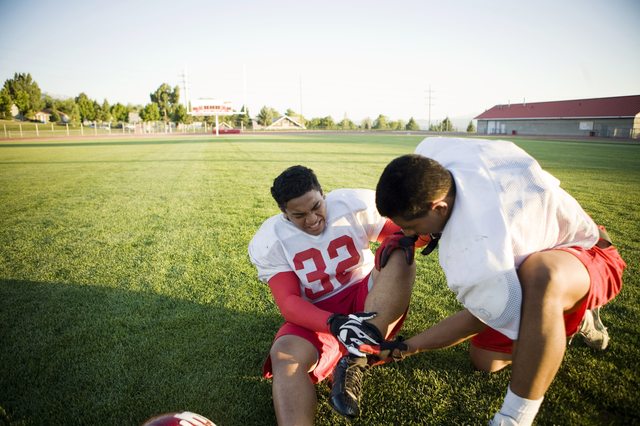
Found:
[327,312,383,357]
[360,336,408,365]
[375,233,419,271]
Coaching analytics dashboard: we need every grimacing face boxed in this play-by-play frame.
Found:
[282,190,327,236]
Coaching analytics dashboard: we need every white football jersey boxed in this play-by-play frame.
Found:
[415,137,599,339]
[248,189,386,303]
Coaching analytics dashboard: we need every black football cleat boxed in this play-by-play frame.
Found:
[329,355,367,418]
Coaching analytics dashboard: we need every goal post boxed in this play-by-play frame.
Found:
[189,98,244,136]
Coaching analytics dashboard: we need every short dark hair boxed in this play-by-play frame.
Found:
[376,154,453,219]
[271,165,323,211]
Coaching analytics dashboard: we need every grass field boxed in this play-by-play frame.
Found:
[1,134,638,425]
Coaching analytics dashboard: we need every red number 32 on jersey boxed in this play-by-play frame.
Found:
[292,235,361,300]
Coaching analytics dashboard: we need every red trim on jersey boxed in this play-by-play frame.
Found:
[377,219,431,248]
[268,271,332,332]
[377,219,401,242]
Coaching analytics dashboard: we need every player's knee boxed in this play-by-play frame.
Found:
[519,251,586,311]
[518,253,562,302]
[270,336,318,376]
[383,249,417,278]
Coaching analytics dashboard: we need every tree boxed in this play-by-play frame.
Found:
[49,109,60,123]
[234,105,251,129]
[360,117,372,130]
[43,94,56,109]
[257,106,279,126]
[75,93,96,122]
[406,117,420,131]
[320,116,335,129]
[97,99,112,123]
[373,114,389,130]
[140,103,161,122]
[467,120,476,133]
[338,117,356,130]
[390,120,406,131]
[172,104,191,124]
[69,103,81,126]
[307,116,335,130]
[55,98,76,115]
[150,83,179,123]
[111,103,129,122]
[430,117,454,132]
[0,88,12,119]
[2,72,43,118]
[441,117,453,132]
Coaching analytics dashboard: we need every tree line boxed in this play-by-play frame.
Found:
[0,72,474,131]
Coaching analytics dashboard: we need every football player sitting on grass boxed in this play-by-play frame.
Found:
[248,165,429,425]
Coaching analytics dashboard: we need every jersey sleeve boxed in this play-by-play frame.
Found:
[248,217,292,283]
[268,272,332,332]
[333,189,387,242]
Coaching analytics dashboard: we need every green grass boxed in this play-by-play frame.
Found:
[0,134,638,425]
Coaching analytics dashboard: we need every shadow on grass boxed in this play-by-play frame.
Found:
[0,279,278,426]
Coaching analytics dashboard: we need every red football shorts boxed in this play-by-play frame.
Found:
[471,240,626,354]
[262,273,407,384]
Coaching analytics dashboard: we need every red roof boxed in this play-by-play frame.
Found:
[474,95,640,120]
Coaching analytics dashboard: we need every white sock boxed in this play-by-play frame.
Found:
[497,386,543,426]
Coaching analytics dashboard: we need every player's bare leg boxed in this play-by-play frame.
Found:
[491,250,590,425]
[270,335,319,426]
[365,249,416,337]
[329,250,416,418]
[511,250,590,399]
[470,345,513,373]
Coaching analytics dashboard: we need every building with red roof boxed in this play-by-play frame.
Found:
[474,95,640,138]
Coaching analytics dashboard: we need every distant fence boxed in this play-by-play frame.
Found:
[1,121,234,139]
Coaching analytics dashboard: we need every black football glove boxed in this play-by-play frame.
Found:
[375,233,419,271]
[359,336,408,364]
[328,312,383,357]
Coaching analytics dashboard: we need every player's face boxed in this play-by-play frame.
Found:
[391,201,449,237]
[283,190,327,236]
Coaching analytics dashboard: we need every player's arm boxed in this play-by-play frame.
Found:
[270,273,384,357]
[361,309,485,362]
[268,271,332,332]
[403,309,486,356]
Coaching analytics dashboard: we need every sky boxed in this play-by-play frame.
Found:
[1,0,639,126]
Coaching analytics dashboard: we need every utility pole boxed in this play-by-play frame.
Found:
[179,67,190,111]
[299,74,303,124]
[426,85,434,130]
[243,64,247,115]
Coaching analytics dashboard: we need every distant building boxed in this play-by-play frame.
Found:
[34,110,51,123]
[217,121,234,130]
[253,115,306,130]
[128,112,141,124]
[474,95,640,138]
[33,108,70,124]
[10,104,20,119]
